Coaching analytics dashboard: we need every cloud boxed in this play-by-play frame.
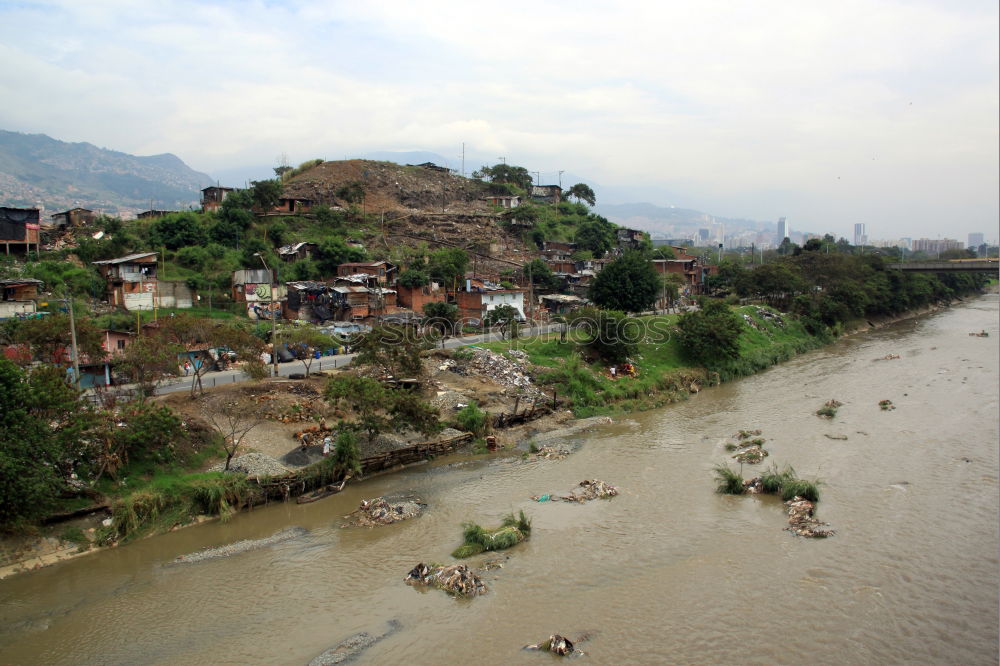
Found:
[0,0,996,239]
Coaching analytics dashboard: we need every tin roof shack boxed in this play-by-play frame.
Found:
[484,195,521,209]
[530,185,562,204]
[50,207,96,230]
[99,329,133,356]
[272,197,313,214]
[540,293,585,316]
[284,281,365,322]
[93,252,159,311]
[232,268,286,320]
[652,257,714,293]
[453,281,527,327]
[0,278,42,319]
[0,207,41,256]
[136,210,177,219]
[278,242,319,262]
[336,260,396,286]
[617,228,647,250]
[201,186,236,212]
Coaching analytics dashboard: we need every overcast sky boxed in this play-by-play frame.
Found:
[1,0,997,241]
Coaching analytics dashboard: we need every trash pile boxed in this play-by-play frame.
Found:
[404,562,488,597]
[816,399,842,419]
[346,497,424,527]
[530,445,572,460]
[209,452,290,478]
[875,354,901,361]
[754,306,785,327]
[467,348,541,397]
[726,430,768,464]
[536,479,619,503]
[785,497,835,538]
[879,399,896,411]
[524,634,576,656]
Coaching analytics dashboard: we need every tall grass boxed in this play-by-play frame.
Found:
[714,465,745,495]
[452,510,532,558]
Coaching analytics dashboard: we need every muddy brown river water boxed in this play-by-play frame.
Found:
[1,296,998,665]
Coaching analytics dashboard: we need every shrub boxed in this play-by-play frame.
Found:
[781,479,821,503]
[455,402,488,437]
[452,510,531,558]
[713,465,744,494]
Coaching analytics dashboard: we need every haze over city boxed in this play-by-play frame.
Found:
[0,0,996,242]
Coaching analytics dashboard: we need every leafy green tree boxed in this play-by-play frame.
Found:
[580,309,639,364]
[13,312,104,366]
[115,334,184,398]
[676,299,744,367]
[651,246,676,260]
[149,212,208,250]
[23,262,104,298]
[575,218,616,258]
[524,258,562,291]
[332,431,361,477]
[250,179,283,211]
[566,183,596,206]
[484,304,521,339]
[155,315,265,396]
[472,164,533,191]
[314,238,366,275]
[284,327,336,376]
[398,269,430,288]
[349,324,428,378]
[423,301,459,335]
[427,248,469,286]
[589,251,660,312]
[325,374,439,441]
[285,259,321,281]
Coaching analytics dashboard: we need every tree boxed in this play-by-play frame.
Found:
[484,304,520,340]
[331,431,361,477]
[676,299,744,367]
[651,246,676,260]
[580,309,638,364]
[325,374,440,441]
[566,183,596,206]
[427,248,469,286]
[524,258,562,291]
[203,400,262,471]
[589,251,660,312]
[154,315,265,396]
[660,273,685,309]
[149,212,208,250]
[284,327,336,377]
[575,218,616,258]
[314,238,366,275]
[115,334,184,398]
[398,269,430,288]
[13,311,104,367]
[472,164,533,191]
[349,325,428,378]
[423,301,459,336]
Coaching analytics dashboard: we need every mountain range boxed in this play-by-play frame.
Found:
[0,130,213,215]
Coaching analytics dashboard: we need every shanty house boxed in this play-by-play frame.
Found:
[336,260,396,286]
[50,208,96,229]
[617,228,646,249]
[136,210,176,219]
[201,186,236,212]
[484,195,521,209]
[273,197,313,214]
[0,207,41,255]
[278,242,318,262]
[530,185,562,204]
[0,278,42,319]
[92,252,159,311]
[454,285,527,326]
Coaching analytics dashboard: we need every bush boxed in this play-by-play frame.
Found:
[713,465,744,494]
[455,402,488,437]
[452,510,532,558]
[677,300,744,367]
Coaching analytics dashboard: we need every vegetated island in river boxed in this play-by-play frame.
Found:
[0,254,990,577]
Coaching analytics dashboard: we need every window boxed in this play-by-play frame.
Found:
[117,339,126,350]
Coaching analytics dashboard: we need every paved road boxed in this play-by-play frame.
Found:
[156,324,560,395]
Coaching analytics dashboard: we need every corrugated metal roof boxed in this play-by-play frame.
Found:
[92,252,158,265]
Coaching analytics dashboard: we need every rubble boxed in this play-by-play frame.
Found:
[558,479,619,502]
[345,497,425,527]
[785,497,835,538]
[208,452,290,478]
[524,634,576,656]
[404,562,488,597]
[465,348,541,397]
[530,445,572,460]
[732,445,768,464]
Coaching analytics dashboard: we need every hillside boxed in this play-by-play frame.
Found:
[595,201,769,238]
[0,130,213,215]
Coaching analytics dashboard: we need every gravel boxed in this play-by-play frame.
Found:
[169,526,308,564]
[208,452,291,478]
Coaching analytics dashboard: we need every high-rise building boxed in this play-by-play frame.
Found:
[853,223,867,246]
[968,232,984,248]
[912,238,964,255]
[777,217,789,242]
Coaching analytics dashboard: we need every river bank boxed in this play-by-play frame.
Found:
[2,293,995,664]
[0,295,982,579]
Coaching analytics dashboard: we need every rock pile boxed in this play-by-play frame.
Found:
[346,497,424,527]
[404,562,488,597]
[785,497,835,538]
[209,452,290,478]
[467,348,540,396]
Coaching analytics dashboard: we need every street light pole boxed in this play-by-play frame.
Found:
[254,253,278,377]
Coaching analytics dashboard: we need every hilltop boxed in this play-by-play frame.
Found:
[0,130,213,215]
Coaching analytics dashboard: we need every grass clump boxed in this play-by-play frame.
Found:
[756,464,821,502]
[780,479,821,503]
[816,399,842,419]
[713,465,745,495]
[452,510,532,558]
[760,465,797,494]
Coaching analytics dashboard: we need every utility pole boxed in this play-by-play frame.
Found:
[534,171,540,186]
[558,170,564,189]
[63,293,80,389]
[254,253,278,377]
[461,142,465,177]
[498,156,506,165]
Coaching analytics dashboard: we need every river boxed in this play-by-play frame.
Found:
[2,296,997,665]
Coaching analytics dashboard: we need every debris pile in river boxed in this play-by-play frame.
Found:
[405,562,488,597]
[560,479,619,502]
[346,497,424,527]
[875,353,901,361]
[732,444,768,464]
[879,399,896,411]
[524,634,576,656]
[816,399,842,419]
[785,497,835,538]
[452,510,532,558]
[530,445,572,460]
[726,430,768,464]
[735,429,763,440]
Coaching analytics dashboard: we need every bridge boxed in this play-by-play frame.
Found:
[889,259,999,273]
